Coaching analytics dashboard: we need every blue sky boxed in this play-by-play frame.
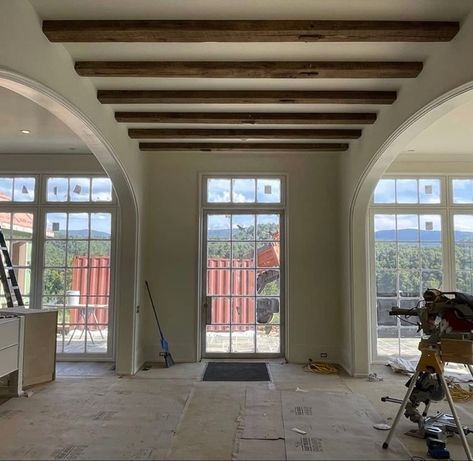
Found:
[373,178,441,204]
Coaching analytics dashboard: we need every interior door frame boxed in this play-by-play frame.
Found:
[198,174,287,360]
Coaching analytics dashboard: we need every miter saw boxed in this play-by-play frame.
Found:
[382,289,473,460]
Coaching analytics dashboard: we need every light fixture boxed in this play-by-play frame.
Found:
[20,129,30,134]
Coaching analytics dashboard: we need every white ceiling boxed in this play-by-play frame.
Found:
[395,99,473,161]
[16,0,473,152]
[29,0,472,21]
[0,87,90,155]
[29,0,473,142]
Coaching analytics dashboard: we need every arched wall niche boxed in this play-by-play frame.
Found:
[0,68,142,375]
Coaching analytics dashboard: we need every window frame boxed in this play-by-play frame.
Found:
[0,173,117,361]
[369,174,469,363]
[199,173,288,360]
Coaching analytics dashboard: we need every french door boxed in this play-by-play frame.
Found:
[202,211,284,357]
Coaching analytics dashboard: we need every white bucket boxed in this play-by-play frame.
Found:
[66,290,80,305]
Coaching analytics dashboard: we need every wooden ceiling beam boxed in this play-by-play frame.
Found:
[115,112,377,124]
[98,90,396,105]
[76,61,422,78]
[139,142,349,151]
[43,20,459,42]
[129,128,361,139]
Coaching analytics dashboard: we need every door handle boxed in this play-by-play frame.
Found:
[203,296,212,325]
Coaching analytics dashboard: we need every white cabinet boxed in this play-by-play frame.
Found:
[6,308,57,388]
[0,316,24,396]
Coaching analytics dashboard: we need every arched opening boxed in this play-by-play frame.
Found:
[0,69,140,374]
[349,81,473,375]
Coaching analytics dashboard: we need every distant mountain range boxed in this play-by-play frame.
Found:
[376,229,473,242]
[208,229,231,238]
[55,229,111,239]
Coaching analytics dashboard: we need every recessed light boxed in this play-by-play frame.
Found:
[20,129,30,134]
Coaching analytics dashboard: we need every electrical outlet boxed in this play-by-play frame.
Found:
[320,352,328,358]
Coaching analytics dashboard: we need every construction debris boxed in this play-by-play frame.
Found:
[303,359,338,374]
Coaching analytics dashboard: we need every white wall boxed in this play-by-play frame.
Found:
[0,153,103,174]
[141,152,342,364]
[388,153,473,175]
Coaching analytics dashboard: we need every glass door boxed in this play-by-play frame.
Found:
[203,211,283,357]
[42,210,113,357]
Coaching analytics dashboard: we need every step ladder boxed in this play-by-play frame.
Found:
[0,227,24,308]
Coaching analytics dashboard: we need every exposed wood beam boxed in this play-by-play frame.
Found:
[76,61,422,78]
[98,90,396,105]
[115,112,377,125]
[139,142,349,151]
[129,128,361,139]
[42,20,459,43]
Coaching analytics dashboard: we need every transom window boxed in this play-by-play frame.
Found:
[206,177,282,205]
[46,177,112,202]
[374,178,441,204]
[371,175,473,360]
[0,177,36,202]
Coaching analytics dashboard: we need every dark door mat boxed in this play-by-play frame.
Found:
[203,362,270,382]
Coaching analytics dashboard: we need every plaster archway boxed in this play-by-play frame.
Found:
[349,81,473,375]
[0,68,141,375]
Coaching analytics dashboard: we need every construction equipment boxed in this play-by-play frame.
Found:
[0,227,24,308]
[382,289,473,460]
[145,280,174,368]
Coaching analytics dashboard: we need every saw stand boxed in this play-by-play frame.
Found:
[382,342,473,461]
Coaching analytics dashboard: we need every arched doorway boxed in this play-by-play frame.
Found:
[0,68,141,374]
[349,82,473,375]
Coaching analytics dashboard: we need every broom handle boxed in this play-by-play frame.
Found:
[145,280,164,341]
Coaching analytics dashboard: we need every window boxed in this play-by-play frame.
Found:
[371,175,473,360]
[0,177,36,202]
[46,177,112,202]
[206,177,282,205]
[43,211,112,354]
[373,178,441,204]
[0,175,115,358]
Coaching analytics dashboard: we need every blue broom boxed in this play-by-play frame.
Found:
[145,280,175,368]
